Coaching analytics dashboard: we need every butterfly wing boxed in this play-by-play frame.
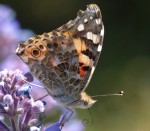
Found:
[16,4,104,105]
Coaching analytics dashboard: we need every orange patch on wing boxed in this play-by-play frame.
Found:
[73,38,87,54]
[63,30,73,37]
[81,40,86,51]
[73,38,81,54]
[79,54,90,66]
[79,67,86,78]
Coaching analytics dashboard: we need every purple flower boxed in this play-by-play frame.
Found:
[44,114,65,131]
[3,94,14,105]
[45,122,61,131]
[0,69,46,131]
[44,113,84,131]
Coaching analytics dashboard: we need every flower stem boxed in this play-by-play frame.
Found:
[10,117,17,131]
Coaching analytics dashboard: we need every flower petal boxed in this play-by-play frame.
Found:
[45,122,61,131]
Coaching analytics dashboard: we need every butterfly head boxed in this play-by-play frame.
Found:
[79,92,97,109]
[66,92,96,109]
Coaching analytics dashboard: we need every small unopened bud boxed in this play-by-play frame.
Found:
[17,108,24,114]
[3,94,14,105]
[32,100,45,113]
[30,126,41,131]
[28,119,38,126]
[4,106,9,112]
[23,99,33,107]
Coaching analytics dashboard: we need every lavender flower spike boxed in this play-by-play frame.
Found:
[0,69,46,131]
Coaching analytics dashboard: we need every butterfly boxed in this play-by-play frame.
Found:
[16,4,104,110]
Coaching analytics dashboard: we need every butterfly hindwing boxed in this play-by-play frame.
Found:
[56,4,104,93]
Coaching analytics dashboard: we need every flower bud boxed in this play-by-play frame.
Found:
[17,108,24,114]
[32,100,45,113]
[28,119,38,126]
[3,94,14,105]
[30,126,41,131]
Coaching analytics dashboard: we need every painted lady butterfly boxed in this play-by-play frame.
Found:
[16,4,104,109]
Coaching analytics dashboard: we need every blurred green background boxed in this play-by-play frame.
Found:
[0,0,150,131]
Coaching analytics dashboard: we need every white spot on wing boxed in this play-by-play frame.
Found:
[77,24,84,31]
[86,32,100,44]
[86,32,93,40]
[90,16,93,20]
[84,18,88,23]
[92,34,100,44]
[100,25,104,36]
[97,44,102,52]
[95,18,101,25]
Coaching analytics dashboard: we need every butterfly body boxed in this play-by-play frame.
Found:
[16,4,104,109]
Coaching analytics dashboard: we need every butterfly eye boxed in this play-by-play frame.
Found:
[32,49,40,57]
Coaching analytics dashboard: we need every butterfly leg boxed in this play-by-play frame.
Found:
[65,108,74,122]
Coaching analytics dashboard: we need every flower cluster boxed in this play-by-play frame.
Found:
[0,69,45,130]
[0,69,80,131]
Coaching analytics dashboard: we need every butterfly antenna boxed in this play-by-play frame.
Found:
[82,108,93,127]
[23,79,44,89]
[91,91,124,98]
